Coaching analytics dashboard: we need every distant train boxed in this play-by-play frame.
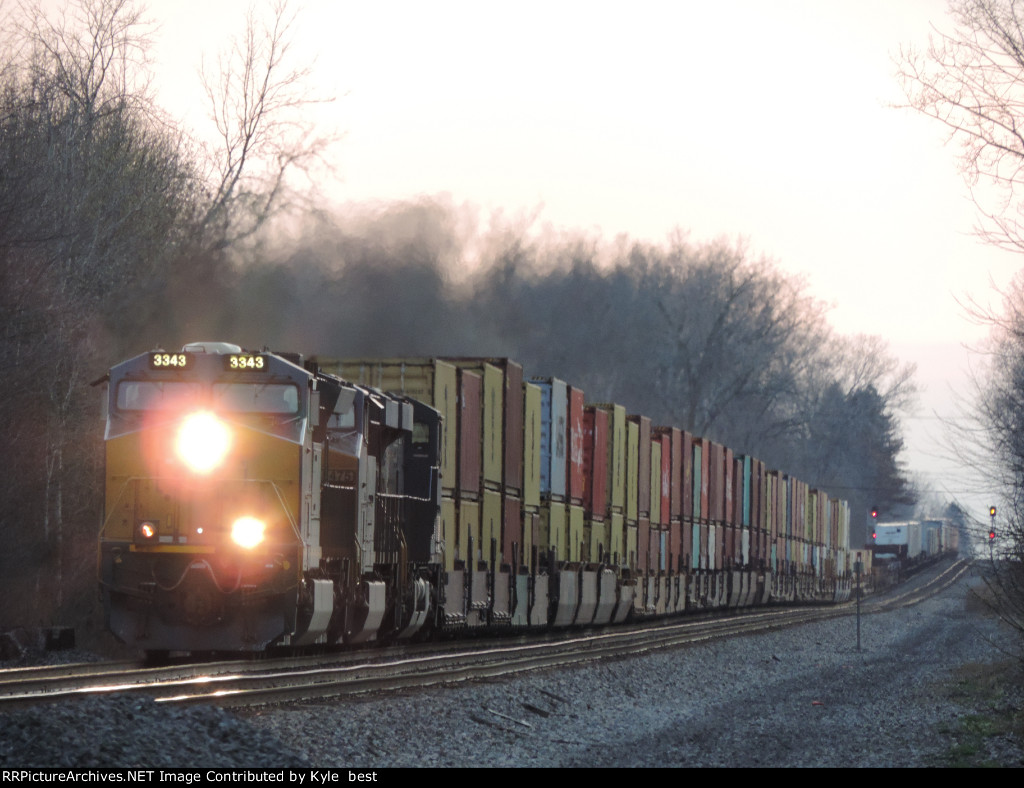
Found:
[97,343,856,655]
[868,519,960,587]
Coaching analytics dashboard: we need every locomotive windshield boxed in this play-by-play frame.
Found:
[115,380,300,415]
[212,382,300,414]
[116,381,202,411]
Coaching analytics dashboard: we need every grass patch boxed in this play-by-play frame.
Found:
[929,660,1024,768]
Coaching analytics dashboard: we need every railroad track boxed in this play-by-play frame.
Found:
[866,558,972,611]
[0,559,970,709]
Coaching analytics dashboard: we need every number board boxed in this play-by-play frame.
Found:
[148,352,192,370]
[225,354,267,371]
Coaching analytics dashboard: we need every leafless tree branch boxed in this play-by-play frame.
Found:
[198,0,340,250]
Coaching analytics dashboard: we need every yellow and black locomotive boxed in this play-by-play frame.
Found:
[98,342,442,654]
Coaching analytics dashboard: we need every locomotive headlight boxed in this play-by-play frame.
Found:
[176,411,231,473]
[231,516,266,549]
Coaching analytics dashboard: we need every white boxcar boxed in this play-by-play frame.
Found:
[873,521,923,559]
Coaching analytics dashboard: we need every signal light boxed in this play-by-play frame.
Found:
[990,506,997,518]
[870,506,878,519]
[989,529,996,541]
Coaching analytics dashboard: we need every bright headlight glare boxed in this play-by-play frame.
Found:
[176,411,231,473]
[231,516,266,549]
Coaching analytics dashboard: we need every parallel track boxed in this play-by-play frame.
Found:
[0,559,970,709]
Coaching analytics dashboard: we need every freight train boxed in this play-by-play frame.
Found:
[871,519,960,562]
[97,342,854,655]
[868,519,960,587]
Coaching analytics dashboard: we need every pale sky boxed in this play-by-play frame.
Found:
[136,0,1024,524]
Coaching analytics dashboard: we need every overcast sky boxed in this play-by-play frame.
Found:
[135,0,1022,523]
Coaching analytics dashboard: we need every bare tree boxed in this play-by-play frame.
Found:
[896,0,1024,252]
[645,237,826,442]
[18,0,156,121]
[897,0,1024,640]
[197,0,339,250]
[954,271,1024,633]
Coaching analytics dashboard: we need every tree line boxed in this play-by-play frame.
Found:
[231,207,918,538]
[0,0,919,646]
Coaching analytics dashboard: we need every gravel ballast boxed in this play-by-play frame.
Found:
[2,564,1021,768]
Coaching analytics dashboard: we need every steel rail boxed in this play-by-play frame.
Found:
[0,559,969,710]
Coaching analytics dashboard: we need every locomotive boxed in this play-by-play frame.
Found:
[97,342,854,655]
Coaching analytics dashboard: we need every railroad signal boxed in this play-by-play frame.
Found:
[870,506,878,519]
[989,505,997,518]
[989,529,996,541]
